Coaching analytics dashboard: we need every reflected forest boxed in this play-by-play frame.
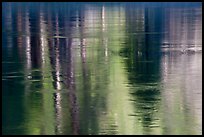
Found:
[2,2,202,135]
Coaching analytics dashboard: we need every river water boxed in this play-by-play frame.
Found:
[2,2,202,135]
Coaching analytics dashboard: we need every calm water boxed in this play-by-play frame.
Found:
[2,2,202,135]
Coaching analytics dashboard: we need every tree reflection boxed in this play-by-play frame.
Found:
[160,7,202,135]
[121,6,163,134]
[3,2,201,135]
[161,7,202,53]
[75,6,110,135]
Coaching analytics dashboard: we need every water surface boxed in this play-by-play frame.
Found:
[2,2,202,135]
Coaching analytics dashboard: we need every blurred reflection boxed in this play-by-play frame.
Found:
[161,53,202,135]
[17,7,23,60]
[161,7,202,53]
[3,3,13,57]
[25,10,31,71]
[2,3,16,73]
[2,2,202,135]
[74,6,109,135]
[160,8,202,134]
[24,8,32,97]
[121,7,163,134]
[53,13,63,135]
[52,14,62,91]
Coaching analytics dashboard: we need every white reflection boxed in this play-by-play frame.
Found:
[23,8,32,95]
[193,8,202,50]
[39,11,47,64]
[55,14,62,90]
[160,53,202,134]
[81,39,86,61]
[102,6,105,31]
[84,6,101,36]
[101,6,108,58]
[54,92,63,134]
[25,10,31,70]
[162,8,202,52]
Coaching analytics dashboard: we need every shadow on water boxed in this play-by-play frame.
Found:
[120,6,163,134]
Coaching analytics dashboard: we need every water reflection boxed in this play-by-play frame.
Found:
[25,9,31,72]
[121,6,163,134]
[161,7,202,53]
[160,53,202,135]
[2,2,202,135]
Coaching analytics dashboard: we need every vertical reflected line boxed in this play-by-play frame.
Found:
[189,9,195,48]
[40,10,61,90]
[141,8,145,56]
[24,8,32,95]
[181,9,187,51]
[76,11,79,28]
[172,9,177,50]
[81,39,86,64]
[80,8,95,134]
[63,13,79,127]
[79,10,89,111]
[102,6,105,32]
[39,9,50,85]
[5,3,13,56]
[169,9,174,50]
[39,11,46,64]
[79,12,86,64]
[193,8,202,50]
[176,9,183,50]
[46,9,62,135]
[39,9,55,85]
[20,7,31,97]
[66,36,79,135]
[163,9,176,52]
[161,9,168,48]
[141,8,145,55]
[55,13,60,38]
[25,10,31,71]
[17,7,23,60]
[55,52,62,91]
[102,6,108,59]
[186,9,195,49]
[54,92,62,134]
[54,13,62,91]
[53,13,63,135]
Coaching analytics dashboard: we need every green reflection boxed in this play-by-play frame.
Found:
[2,2,202,135]
[120,7,163,135]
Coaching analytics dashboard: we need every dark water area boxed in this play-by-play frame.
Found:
[2,2,202,135]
